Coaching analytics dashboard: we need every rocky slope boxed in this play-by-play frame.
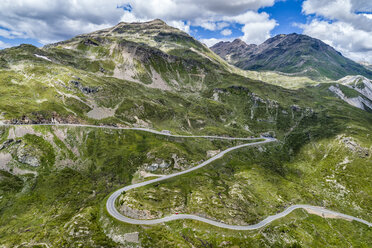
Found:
[44,19,230,91]
[338,75,372,101]
[328,75,372,112]
[211,34,372,80]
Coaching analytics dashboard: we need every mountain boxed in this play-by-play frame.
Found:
[211,34,372,80]
[329,75,372,112]
[210,38,257,61]
[34,19,229,91]
[1,20,372,247]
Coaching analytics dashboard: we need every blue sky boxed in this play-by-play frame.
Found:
[191,0,308,42]
[260,0,307,35]
[0,0,371,63]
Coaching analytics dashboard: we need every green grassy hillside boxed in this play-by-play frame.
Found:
[0,20,371,247]
[0,125,242,247]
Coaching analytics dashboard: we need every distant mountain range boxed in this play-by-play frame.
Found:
[211,33,372,80]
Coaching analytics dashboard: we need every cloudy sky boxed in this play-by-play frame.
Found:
[0,0,371,63]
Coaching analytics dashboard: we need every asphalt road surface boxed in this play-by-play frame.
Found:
[4,124,371,229]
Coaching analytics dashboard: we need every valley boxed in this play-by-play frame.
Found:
[0,19,371,248]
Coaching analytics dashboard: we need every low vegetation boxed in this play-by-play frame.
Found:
[0,20,371,247]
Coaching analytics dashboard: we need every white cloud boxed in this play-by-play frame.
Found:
[0,0,278,46]
[167,20,190,33]
[300,20,372,63]
[300,0,372,63]
[123,0,275,21]
[0,29,25,39]
[221,29,232,36]
[0,0,128,44]
[192,10,277,44]
[199,21,219,31]
[192,20,230,31]
[200,37,235,47]
[240,21,276,44]
[302,0,372,32]
[223,11,277,44]
[0,40,11,49]
[120,11,150,23]
[216,22,230,30]
[193,0,275,14]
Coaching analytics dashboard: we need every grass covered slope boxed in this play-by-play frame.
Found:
[1,122,370,247]
[0,19,371,247]
[0,125,242,247]
[121,133,372,225]
[0,41,323,139]
[115,111,372,247]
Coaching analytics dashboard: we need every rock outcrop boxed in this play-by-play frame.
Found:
[69,80,99,94]
[16,144,40,167]
[341,137,369,158]
[329,84,372,112]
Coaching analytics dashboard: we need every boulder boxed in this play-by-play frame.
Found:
[146,163,159,172]
[0,139,14,150]
[159,161,170,169]
[16,144,40,167]
[342,137,369,157]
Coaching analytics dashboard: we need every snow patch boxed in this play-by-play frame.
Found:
[34,54,52,61]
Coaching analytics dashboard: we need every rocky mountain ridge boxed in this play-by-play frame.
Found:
[211,33,372,80]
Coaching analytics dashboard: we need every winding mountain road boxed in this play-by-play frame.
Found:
[3,124,372,230]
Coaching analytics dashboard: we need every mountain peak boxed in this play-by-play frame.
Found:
[108,18,170,33]
[115,18,166,26]
[211,33,372,80]
[264,33,311,45]
[147,19,167,25]
[231,38,246,45]
[210,38,256,63]
[62,18,186,44]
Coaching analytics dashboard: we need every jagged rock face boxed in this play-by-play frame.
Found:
[16,144,40,167]
[0,139,15,150]
[341,137,369,158]
[69,80,99,94]
[329,75,372,112]
[145,159,171,172]
[47,19,203,56]
[338,75,372,102]
[211,33,372,80]
[328,84,372,112]
[210,39,256,63]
